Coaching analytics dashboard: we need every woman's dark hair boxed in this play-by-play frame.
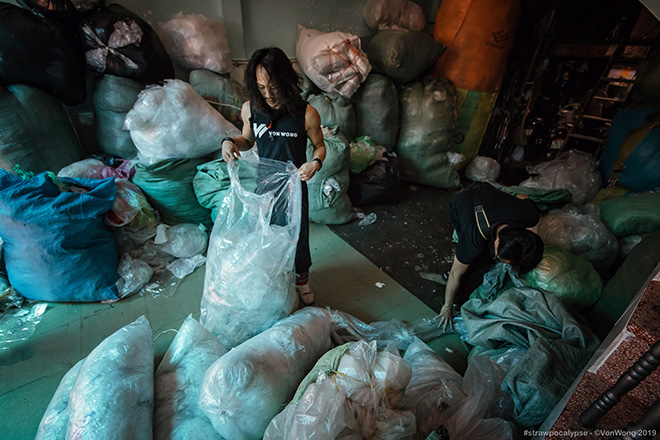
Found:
[497,226,544,274]
[244,47,303,115]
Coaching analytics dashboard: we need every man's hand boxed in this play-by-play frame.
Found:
[439,304,454,332]
[298,160,320,182]
[222,139,240,163]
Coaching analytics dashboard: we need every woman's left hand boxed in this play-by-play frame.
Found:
[298,160,320,182]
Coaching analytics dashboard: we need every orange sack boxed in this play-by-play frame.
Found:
[431,0,521,93]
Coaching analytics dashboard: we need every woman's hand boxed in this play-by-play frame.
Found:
[439,304,454,332]
[221,139,240,164]
[298,160,321,182]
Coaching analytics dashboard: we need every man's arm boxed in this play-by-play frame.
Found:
[221,101,255,163]
[439,255,469,330]
[299,104,326,182]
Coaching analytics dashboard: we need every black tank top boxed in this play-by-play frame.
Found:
[250,103,308,168]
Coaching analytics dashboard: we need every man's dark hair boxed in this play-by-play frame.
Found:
[244,47,303,115]
[497,226,544,274]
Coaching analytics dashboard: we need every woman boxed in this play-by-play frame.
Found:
[221,47,326,306]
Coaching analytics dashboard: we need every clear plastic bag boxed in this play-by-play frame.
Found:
[200,150,302,348]
[465,156,501,182]
[159,13,231,74]
[105,178,155,229]
[199,308,334,440]
[63,316,154,439]
[124,79,240,165]
[36,359,85,440]
[154,223,208,258]
[521,150,601,205]
[154,316,228,440]
[0,302,47,351]
[538,204,618,272]
[115,254,153,298]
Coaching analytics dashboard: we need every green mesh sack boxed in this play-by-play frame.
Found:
[307,92,356,140]
[0,84,83,174]
[349,136,377,174]
[352,73,399,152]
[600,191,660,237]
[133,158,212,227]
[523,245,602,310]
[396,78,460,188]
[93,74,142,159]
[366,29,445,84]
[189,69,245,130]
[307,126,354,224]
[192,158,232,222]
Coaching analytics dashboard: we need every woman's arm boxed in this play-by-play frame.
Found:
[221,101,255,163]
[439,255,469,330]
[299,104,326,182]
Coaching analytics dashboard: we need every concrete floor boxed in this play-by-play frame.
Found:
[0,223,445,439]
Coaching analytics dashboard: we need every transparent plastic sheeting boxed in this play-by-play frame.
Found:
[200,150,302,349]
[198,308,333,440]
[0,300,47,351]
[36,316,154,440]
[264,340,416,440]
[123,79,240,165]
[154,315,228,440]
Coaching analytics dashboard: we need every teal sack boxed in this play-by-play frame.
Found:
[307,92,356,140]
[189,69,245,130]
[193,158,232,222]
[523,245,602,310]
[133,158,212,227]
[307,127,355,225]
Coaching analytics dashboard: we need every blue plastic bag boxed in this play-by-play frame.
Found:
[0,170,119,302]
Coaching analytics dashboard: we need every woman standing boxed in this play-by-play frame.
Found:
[221,47,326,306]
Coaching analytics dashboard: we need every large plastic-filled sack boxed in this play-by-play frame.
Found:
[35,359,85,439]
[465,156,500,182]
[402,338,466,438]
[124,79,240,165]
[306,126,355,225]
[367,29,445,84]
[352,73,399,151]
[154,223,208,259]
[462,287,600,427]
[190,69,246,130]
[598,107,660,181]
[93,74,143,159]
[37,316,154,438]
[306,92,356,140]
[66,316,153,438]
[200,150,301,348]
[609,117,660,193]
[419,354,517,439]
[132,157,213,227]
[523,245,602,309]
[192,158,231,221]
[0,84,83,174]
[0,170,119,302]
[520,150,601,205]
[537,204,618,272]
[395,78,460,188]
[19,0,103,23]
[265,339,416,440]
[78,3,174,83]
[363,0,426,31]
[599,191,660,237]
[348,152,401,206]
[154,316,228,440]
[0,3,86,105]
[199,307,334,440]
[104,179,155,229]
[159,13,231,74]
[295,25,371,99]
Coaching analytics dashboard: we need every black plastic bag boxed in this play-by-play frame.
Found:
[78,3,174,84]
[348,153,401,206]
[0,3,87,105]
[18,0,103,23]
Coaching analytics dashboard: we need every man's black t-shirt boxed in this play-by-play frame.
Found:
[448,183,540,265]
